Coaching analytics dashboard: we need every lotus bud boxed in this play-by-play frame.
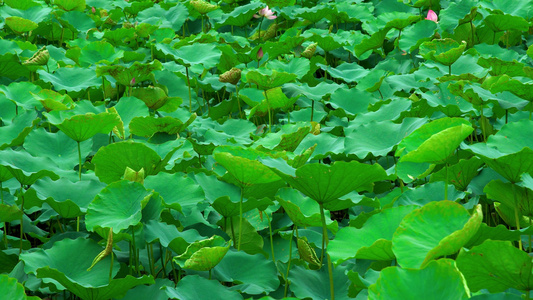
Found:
[190,0,219,15]
[257,47,264,60]
[130,77,136,86]
[218,68,241,85]
[91,7,95,13]
[301,43,317,59]
[425,10,438,23]
[123,167,144,184]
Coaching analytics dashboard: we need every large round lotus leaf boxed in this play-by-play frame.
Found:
[174,236,229,271]
[212,196,272,218]
[0,81,42,110]
[213,250,280,295]
[457,240,533,293]
[265,160,389,204]
[0,274,28,300]
[253,123,311,152]
[213,146,282,186]
[144,172,205,214]
[96,60,163,87]
[32,89,74,112]
[156,43,221,69]
[144,220,205,255]
[344,118,427,159]
[419,38,467,66]
[485,119,533,153]
[32,177,105,218]
[37,268,154,300]
[293,5,333,23]
[244,68,298,90]
[275,187,338,233]
[484,14,529,32]
[0,204,23,222]
[393,181,465,207]
[5,16,38,33]
[37,67,102,92]
[464,146,533,183]
[484,180,533,228]
[130,86,171,110]
[20,237,120,290]
[217,2,263,27]
[78,41,124,67]
[53,0,85,11]
[164,275,243,300]
[85,180,153,233]
[392,201,482,268]
[130,115,193,138]
[353,28,390,58]
[0,110,39,150]
[24,128,92,170]
[430,157,483,191]
[289,265,350,300]
[48,112,120,143]
[0,149,59,185]
[397,117,473,163]
[328,205,416,264]
[92,141,163,184]
[368,259,470,300]
[399,20,437,52]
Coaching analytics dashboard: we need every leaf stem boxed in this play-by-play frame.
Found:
[265,211,276,264]
[512,183,522,250]
[284,226,295,297]
[319,203,335,300]
[77,141,82,181]
[186,66,192,113]
[444,162,449,201]
[238,187,244,251]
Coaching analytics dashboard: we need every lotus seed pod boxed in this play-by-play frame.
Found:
[301,43,317,59]
[23,47,50,66]
[219,67,242,85]
[262,22,278,41]
[190,0,218,15]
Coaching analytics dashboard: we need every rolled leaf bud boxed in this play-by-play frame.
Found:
[190,0,219,15]
[219,67,242,85]
[301,42,317,59]
[23,47,50,66]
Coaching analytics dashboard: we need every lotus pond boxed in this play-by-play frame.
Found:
[1,0,533,299]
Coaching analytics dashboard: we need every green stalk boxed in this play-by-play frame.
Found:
[265,212,276,264]
[512,183,523,250]
[109,252,114,283]
[186,66,192,113]
[230,217,236,246]
[19,184,24,256]
[77,141,82,181]
[444,162,449,201]
[238,187,244,251]
[132,228,139,275]
[264,90,272,133]
[284,226,296,298]
[159,242,167,278]
[319,203,335,300]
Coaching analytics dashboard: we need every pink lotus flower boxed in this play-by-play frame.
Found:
[257,47,264,60]
[130,77,135,86]
[91,7,95,13]
[254,6,277,20]
[425,10,438,23]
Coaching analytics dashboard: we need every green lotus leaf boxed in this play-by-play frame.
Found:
[213,250,280,295]
[37,67,102,92]
[368,259,470,300]
[397,117,473,163]
[0,81,42,110]
[144,172,205,214]
[484,75,533,101]
[419,38,467,66]
[48,112,120,143]
[285,82,342,101]
[378,11,420,30]
[428,157,481,190]
[353,28,391,58]
[263,160,389,204]
[289,265,350,300]
[457,240,533,293]
[248,87,298,118]
[485,180,533,228]
[486,119,533,153]
[92,141,165,184]
[267,57,310,79]
[212,196,272,218]
[85,180,153,233]
[20,237,120,290]
[392,201,482,268]
[59,10,96,34]
[0,149,59,185]
[32,177,105,218]
[144,220,205,255]
[399,20,437,52]
[253,123,310,152]
[319,62,369,83]
[477,57,526,77]
[156,43,221,69]
[174,236,229,271]
[5,16,38,33]
[276,187,338,233]
[0,204,23,222]
[96,60,162,87]
[224,216,264,255]
[244,68,298,90]
[214,146,281,187]
[0,110,39,150]
[78,41,124,67]
[438,0,478,33]
[304,29,346,52]
[5,0,40,10]
[164,275,242,300]
[31,89,74,112]
[394,181,465,206]
[466,223,527,248]
[130,116,185,137]
[137,4,188,32]
[293,5,333,24]
[216,2,262,27]
[129,86,170,111]
[484,14,529,32]
[328,205,416,264]
[345,118,427,159]
[0,274,32,300]
[113,96,150,137]
[53,0,85,11]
